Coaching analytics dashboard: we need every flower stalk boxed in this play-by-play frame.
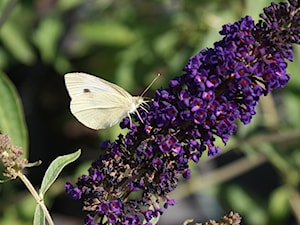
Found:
[0,134,54,225]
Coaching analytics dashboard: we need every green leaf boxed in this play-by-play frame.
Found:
[1,22,35,65]
[33,204,45,225]
[40,149,81,196]
[32,16,63,63]
[0,71,28,154]
[77,22,137,46]
[269,186,289,220]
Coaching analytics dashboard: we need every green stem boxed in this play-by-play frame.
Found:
[17,171,54,225]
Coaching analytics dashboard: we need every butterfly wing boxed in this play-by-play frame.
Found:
[65,72,132,98]
[64,72,134,129]
[70,92,131,129]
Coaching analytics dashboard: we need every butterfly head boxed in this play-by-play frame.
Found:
[130,96,147,112]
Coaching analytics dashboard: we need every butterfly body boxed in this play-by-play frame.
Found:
[64,72,145,129]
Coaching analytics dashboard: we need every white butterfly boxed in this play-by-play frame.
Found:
[64,72,157,130]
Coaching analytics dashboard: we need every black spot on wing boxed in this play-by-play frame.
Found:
[83,88,91,93]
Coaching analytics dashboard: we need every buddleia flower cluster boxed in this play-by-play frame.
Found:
[65,1,300,224]
[0,134,28,179]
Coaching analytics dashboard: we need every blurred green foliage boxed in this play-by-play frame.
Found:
[0,0,300,225]
[0,71,28,153]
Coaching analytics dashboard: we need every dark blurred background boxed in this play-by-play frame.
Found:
[0,0,300,225]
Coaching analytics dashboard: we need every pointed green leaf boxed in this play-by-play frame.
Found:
[40,149,81,195]
[0,71,28,154]
[33,204,45,225]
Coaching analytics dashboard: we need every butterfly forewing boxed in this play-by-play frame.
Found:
[65,72,132,98]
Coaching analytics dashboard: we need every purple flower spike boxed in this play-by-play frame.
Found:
[66,1,300,224]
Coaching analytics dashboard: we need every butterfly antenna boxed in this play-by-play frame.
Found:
[140,73,161,97]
